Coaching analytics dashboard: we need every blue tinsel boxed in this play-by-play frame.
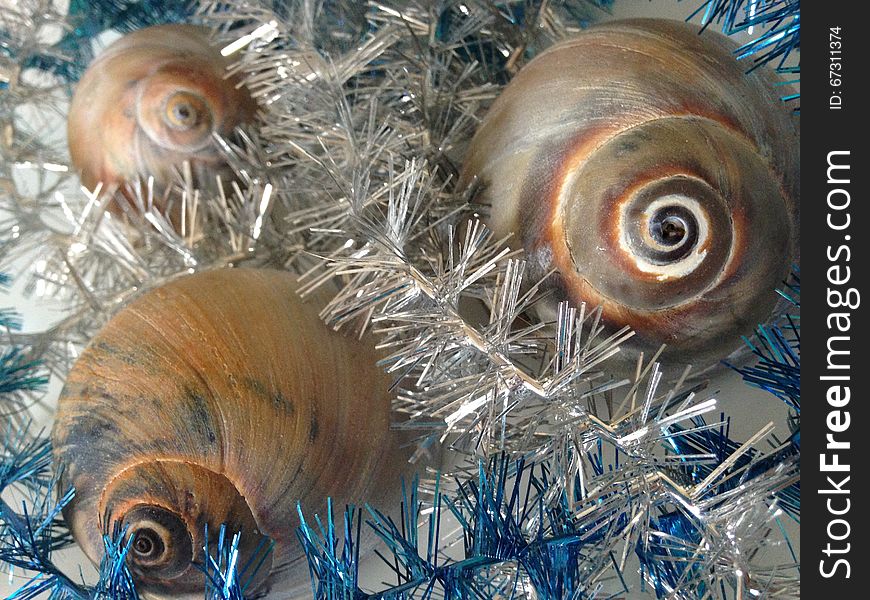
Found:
[727,270,800,456]
[689,0,800,108]
[0,430,144,600]
[203,524,274,600]
[1,275,48,414]
[2,0,196,81]
[297,458,613,600]
[729,272,800,415]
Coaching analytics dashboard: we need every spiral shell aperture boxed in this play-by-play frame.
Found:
[67,24,257,199]
[51,269,408,598]
[459,18,799,372]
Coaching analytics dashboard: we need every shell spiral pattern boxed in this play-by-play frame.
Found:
[458,18,800,373]
[51,269,408,598]
[67,25,257,203]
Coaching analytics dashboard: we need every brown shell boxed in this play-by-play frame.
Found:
[67,24,257,207]
[51,269,409,598]
[458,18,799,373]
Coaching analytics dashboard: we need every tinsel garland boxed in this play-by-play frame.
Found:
[1,1,800,599]
[691,0,800,107]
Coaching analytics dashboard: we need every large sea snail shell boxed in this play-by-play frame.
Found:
[51,269,408,598]
[458,18,799,373]
[67,25,257,204]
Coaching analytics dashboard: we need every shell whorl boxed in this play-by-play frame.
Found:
[67,24,256,198]
[459,18,799,372]
[51,269,407,598]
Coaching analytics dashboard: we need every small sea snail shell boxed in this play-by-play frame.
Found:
[459,18,799,373]
[67,25,257,206]
[51,269,408,599]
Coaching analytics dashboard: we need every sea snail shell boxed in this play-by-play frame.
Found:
[51,269,407,598]
[67,25,257,204]
[459,18,799,373]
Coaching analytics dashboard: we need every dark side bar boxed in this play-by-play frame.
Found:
[803,2,869,596]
